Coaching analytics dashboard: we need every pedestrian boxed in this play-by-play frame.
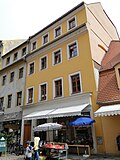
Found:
[34,132,40,160]
[24,141,33,160]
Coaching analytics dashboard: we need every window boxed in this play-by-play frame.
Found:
[67,16,76,30]
[22,47,26,56]
[27,87,34,104]
[42,33,49,45]
[53,49,62,65]
[53,78,63,98]
[32,41,36,50]
[69,72,81,95]
[0,97,4,110]
[28,62,35,75]
[17,91,22,106]
[14,52,18,61]
[54,26,62,38]
[6,57,10,65]
[67,41,78,59]
[40,56,47,70]
[10,72,14,82]
[39,83,47,101]
[7,94,12,108]
[2,75,6,85]
[19,67,24,79]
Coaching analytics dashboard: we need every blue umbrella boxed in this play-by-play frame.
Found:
[69,117,95,126]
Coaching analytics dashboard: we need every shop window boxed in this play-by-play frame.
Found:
[40,56,47,70]
[7,94,12,108]
[27,87,34,104]
[53,49,62,65]
[67,41,78,59]
[17,91,22,106]
[39,83,47,101]
[10,72,14,82]
[2,75,7,86]
[19,67,24,79]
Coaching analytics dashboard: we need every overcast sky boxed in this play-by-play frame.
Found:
[0,0,120,40]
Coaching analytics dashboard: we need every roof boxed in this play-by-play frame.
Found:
[97,40,120,104]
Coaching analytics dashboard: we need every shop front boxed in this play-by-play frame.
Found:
[22,93,96,154]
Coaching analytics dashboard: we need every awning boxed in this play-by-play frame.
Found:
[23,109,55,120]
[48,103,89,118]
[23,103,89,120]
[94,104,120,117]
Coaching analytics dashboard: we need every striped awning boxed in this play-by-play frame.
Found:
[94,104,120,117]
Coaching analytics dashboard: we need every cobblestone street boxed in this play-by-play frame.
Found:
[0,153,120,160]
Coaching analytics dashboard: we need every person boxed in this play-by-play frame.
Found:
[34,132,40,160]
[24,141,33,160]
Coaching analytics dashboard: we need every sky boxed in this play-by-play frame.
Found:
[0,0,120,40]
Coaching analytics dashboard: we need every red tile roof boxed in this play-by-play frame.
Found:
[97,40,120,104]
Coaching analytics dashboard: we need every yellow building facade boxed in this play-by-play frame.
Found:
[22,2,119,154]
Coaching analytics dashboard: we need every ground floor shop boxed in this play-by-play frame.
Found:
[95,104,120,155]
[22,93,97,155]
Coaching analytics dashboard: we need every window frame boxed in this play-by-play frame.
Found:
[22,47,26,56]
[17,91,22,106]
[2,75,7,86]
[67,40,79,60]
[52,48,62,66]
[53,77,64,99]
[19,67,24,79]
[10,71,15,82]
[7,94,12,108]
[42,33,49,45]
[54,25,62,38]
[31,41,37,51]
[26,87,34,104]
[68,71,82,95]
[67,16,77,31]
[13,52,18,61]
[6,57,10,65]
[0,97,4,110]
[39,82,48,101]
[28,61,35,75]
[40,55,48,70]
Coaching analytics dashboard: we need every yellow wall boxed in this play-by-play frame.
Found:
[102,116,120,154]
[33,8,87,50]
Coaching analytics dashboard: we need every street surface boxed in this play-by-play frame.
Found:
[0,153,120,160]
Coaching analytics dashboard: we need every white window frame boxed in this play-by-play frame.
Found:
[68,71,82,96]
[54,25,62,38]
[31,41,37,51]
[26,86,34,104]
[67,15,77,31]
[53,77,64,99]
[39,82,48,101]
[52,48,62,66]
[67,40,79,60]
[42,33,49,45]
[40,55,48,70]
[28,61,35,75]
